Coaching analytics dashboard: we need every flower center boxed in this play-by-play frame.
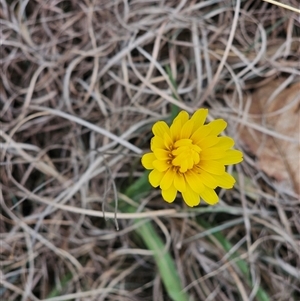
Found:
[171,139,201,173]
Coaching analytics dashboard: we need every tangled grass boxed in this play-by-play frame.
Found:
[1,0,299,300]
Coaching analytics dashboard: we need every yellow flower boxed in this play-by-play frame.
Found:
[141,109,243,207]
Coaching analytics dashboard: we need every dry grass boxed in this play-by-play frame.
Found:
[1,0,300,300]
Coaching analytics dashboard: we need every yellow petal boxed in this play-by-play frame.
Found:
[174,172,186,192]
[153,160,170,172]
[162,185,177,203]
[152,121,170,138]
[190,124,211,144]
[200,148,225,161]
[170,119,181,141]
[175,110,189,125]
[180,119,194,139]
[171,111,189,141]
[192,150,200,164]
[200,188,219,205]
[214,137,234,149]
[153,148,170,160]
[141,153,156,169]
[196,170,218,189]
[190,108,208,132]
[182,186,200,207]
[197,136,220,149]
[179,159,189,173]
[151,136,165,151]
[200,160,225,175]
[207,119,227,136]
[163,132,173,150]
[217,150,243,165]
[160,168,176,190]
[172,152,186,166]
[184,171,205,194]
[174,139,192,148]
[213,172,236,189]
[149,169,164,187]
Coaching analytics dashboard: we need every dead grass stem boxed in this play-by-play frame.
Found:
[1,0,299,300]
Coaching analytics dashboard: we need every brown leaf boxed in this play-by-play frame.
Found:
[238,79,300,194]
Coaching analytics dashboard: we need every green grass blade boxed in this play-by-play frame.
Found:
[46,273,73,298]
[124,173,190,301]
[199,220,270,301]
[165,65,180,121]
[135,221,189,301]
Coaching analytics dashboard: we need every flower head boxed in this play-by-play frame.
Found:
[141,109,243,207]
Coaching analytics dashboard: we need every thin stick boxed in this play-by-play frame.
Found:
[263,0,300,13]
[17,187,176,220]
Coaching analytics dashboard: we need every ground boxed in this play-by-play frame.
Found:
[1,1,300,301]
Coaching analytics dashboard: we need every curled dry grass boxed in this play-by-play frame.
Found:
[1,0,300,300]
